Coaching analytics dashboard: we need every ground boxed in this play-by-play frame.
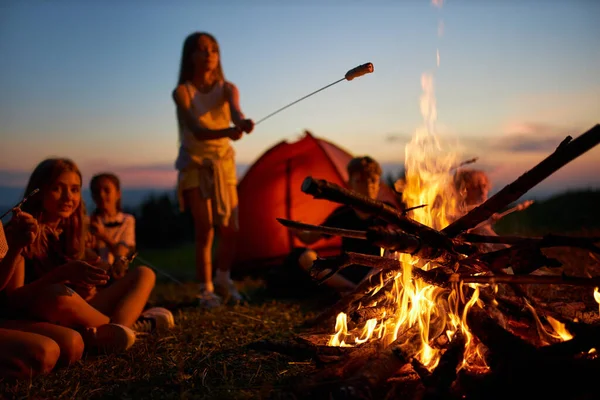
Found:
[1,233,599,399]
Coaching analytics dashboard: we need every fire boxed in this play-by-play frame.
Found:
[327,67,488,370]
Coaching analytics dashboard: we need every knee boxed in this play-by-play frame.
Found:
[298,249,318,271]
[134,266,156,288]
[56,330,84,366]
[194,222,214,241]
[29,338,61,376]
[33,284,81,323]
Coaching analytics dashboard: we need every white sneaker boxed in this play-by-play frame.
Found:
[83,323,136,353]
[196,289,222,309]
[214,279,245,304]
[132,307,175,334]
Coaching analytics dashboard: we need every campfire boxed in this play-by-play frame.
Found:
[252,123,600,400]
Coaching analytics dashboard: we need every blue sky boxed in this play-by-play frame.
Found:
[0,0,599,200]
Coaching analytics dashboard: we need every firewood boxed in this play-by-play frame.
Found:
[443,124,600,237]
[422,330,466,400]
[246,336,351,364]
[456,272,600,287]
[301,269,399,329]
[466,305,537,368]
[460,232,600,254]
[302,176,459,254]
[385,364,426,400]
[334,333,421,400]
[349,305,396,327]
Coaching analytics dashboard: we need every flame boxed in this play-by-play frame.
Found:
[328,313,351,347]
[546,316,573,341]
[594,287,600,314]
[326,0,573,374]
[327,66,489,370]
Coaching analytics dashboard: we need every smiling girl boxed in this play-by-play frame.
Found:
[2,159,164,353]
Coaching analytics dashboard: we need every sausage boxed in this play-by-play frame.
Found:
[344,62,374,81]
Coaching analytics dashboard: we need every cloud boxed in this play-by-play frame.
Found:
[492,123,579,153]
[384,132,412,143]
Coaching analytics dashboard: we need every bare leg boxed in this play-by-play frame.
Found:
[215,184,239,274]
[184,188,215,287]
[298,249,357,293]
[0,320,84,367]
[0,328,60,379]
[88,266,156,327]
[8,283,110,328]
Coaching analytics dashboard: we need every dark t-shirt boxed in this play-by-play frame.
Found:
[320,205,390,284]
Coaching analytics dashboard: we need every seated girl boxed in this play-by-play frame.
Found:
[86,173,135,280]
[86,172,174,330]
[0,212,83,379]
[2,158,170,354]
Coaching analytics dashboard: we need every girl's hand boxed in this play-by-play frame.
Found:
[239,119,254,134]
[54,260,109,287]
[89,217,105,239]
[74,284,98,301]
[5,210,38,250]
[227,127,244,141]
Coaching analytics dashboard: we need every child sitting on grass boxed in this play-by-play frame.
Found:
[0,211,84,379]
[280,156,393,296]
[2,158,171,354]
[86,172,174,332]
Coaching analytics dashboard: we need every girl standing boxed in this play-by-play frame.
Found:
[173,32,254,307]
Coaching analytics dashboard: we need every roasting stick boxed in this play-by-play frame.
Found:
[469,200,534,231]
[254,63,374,126]
[0,188,40,220]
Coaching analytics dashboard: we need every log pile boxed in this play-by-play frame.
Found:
[252,124,600,400]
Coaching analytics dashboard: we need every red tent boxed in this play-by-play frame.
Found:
[233,131,399,270]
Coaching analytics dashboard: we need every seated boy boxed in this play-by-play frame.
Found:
[286,156,392,295]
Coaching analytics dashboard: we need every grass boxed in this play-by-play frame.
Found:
[0,279,327,400]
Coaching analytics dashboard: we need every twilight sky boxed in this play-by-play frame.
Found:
[1,0,599,199]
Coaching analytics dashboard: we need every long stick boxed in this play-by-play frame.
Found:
[456,273,600,287]
[255,63,374,125]
[443,124,600,237]
[276,217,367,239]
[301,176,458,254]
[134,255,184,285]
[0,188,40,220]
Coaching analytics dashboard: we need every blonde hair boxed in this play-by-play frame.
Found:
[21,158,86,271]
[347,156,382,179]
[453,169,491,211]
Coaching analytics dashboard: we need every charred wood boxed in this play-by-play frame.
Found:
[460,233,600,254]
[302,176,458,254]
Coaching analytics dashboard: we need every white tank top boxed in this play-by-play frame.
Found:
[175,81,233,170]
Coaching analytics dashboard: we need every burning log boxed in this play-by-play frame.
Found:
[349,305,396,327]
[474,244,562,274]
[301,269,399,329]
[311,252,455,288]
[332,325,424,400]
[421,330,466,400]
[301,176,459,254]
[443,124,600,237]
